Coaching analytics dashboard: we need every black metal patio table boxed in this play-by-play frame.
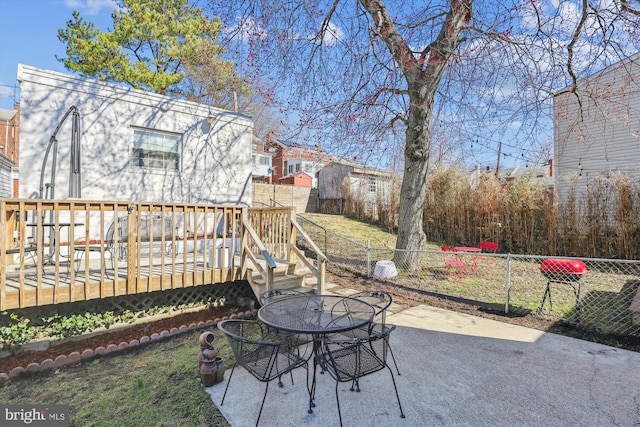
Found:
[258,294,375,414]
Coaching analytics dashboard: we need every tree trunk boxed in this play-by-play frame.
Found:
[395,88,433,268]
[358,0,472,270]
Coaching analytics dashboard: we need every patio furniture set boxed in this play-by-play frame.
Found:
[440,240,498,279]
[217,289,405,427]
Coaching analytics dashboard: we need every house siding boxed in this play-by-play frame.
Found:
[17,64,253,205]
[317,161,392,216]
[554,55,640,200]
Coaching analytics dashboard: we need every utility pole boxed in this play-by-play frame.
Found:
[495,141,502,178]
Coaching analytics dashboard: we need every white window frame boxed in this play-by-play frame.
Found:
[132,127,181,172]
[369,176,377,193]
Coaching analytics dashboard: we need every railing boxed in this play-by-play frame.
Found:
[0,199,245,310]
[1,200,327,310]
[246,208,327,294]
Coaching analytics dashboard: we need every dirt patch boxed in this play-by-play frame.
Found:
[326,266,640,353]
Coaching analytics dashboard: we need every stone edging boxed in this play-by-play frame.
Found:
[0,309,258,383]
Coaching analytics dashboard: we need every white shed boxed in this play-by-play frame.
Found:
[17,64,253,205]
[553,54,640,201]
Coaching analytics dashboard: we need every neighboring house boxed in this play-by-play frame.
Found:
[251,134,275,184]
[17,65,253,207]
[317,158,393,216]
[266,132,332,188]
[553,53,640,201]
[0,105,19,197]
[476,161,554,188]
[0,154,14,197]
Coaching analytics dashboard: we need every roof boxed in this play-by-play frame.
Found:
[323,158,393,177]
[0,108,17,121]
[554,52,640,95]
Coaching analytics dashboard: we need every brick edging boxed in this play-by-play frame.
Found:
[0,309,257,383]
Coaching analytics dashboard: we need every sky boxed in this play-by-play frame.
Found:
[0,0,116,109]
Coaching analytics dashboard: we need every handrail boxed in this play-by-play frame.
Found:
[241,213,276,290]
[290,214,327,293]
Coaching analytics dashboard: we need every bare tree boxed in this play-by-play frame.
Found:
[205,0,640,267]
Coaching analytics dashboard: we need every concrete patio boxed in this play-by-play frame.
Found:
[206,294,640,426]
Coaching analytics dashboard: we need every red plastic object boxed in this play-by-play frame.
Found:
[540,259,587,282]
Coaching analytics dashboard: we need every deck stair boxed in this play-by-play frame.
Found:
[247,257,316,302]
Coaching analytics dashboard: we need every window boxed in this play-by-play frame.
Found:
[262,157,270,166]
[132,128,180,171]
[369,176,377,193]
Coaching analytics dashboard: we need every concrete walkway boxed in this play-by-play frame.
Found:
[206,295,640,427]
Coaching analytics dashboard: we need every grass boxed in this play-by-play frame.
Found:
[0,328,232,427]
[300,213,640,335]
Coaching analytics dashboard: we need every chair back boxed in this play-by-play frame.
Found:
[479,241,498,253]
[320,324,396,381]
[218,319,303,382]
[350,290,392,324]
[259,289,305,306]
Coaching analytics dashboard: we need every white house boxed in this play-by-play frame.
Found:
[17,64,253,206]
[251,135,274,183]
[317,158,393,216]
[553,54,640,201]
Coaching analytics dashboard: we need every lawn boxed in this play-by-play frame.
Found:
[0,328,232,427]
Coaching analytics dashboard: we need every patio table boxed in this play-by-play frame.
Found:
[453,246,481,253]
[28,222,84,264]
[258,294,375,414]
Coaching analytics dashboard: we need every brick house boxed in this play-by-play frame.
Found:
[266,132,332,188]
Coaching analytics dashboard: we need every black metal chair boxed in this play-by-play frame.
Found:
[259,288,306,306]
[339,290,400,375]
[259,289,313,351]
[317,324,405,426]
[218,319,308,427]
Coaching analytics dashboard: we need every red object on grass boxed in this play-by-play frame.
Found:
[540,259,587,282]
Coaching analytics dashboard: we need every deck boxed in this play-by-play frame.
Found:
[1,200,326,310]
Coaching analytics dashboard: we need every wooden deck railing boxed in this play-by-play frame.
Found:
[247,208,327,294]
[0,199,327,310]
[0,199,245,310]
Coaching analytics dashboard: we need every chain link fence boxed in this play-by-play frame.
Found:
[298,216,640,338]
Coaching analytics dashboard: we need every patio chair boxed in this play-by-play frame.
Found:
[74,222,115,278]
[259,289,313,358]
[218,319,308,427]
[338,290,400,376]
[441,246,471,279]
[259,288,306,306]
[317,324,405,427]
[477,241,498,275]
[5,246,40,275]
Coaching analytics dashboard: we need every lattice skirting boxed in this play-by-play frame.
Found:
[2,281,255,326]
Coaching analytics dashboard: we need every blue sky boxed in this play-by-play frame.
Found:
[0,0,116,109]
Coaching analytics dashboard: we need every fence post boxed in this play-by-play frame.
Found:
[366,240,371,278]
[505,253,512,314]
[324,228,327,254]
